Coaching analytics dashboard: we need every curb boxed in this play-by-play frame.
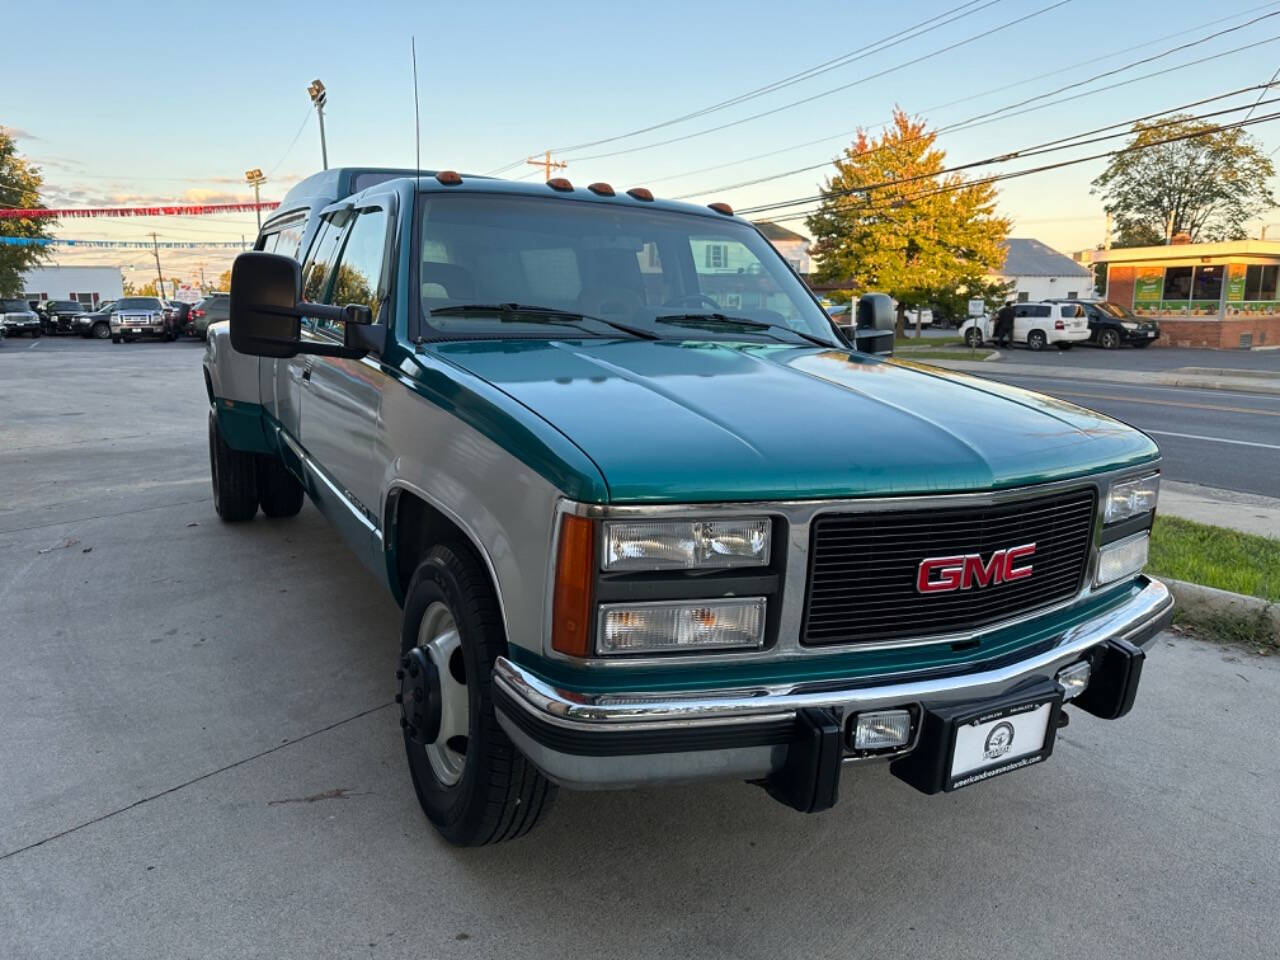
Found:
[1161,577,1280,632]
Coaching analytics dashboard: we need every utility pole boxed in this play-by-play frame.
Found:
[149,233,166,300]
[526,150,566,181]
[1165,209,1175,244]
[245,168,267,232]
[308,80,329,170]
[1104,211,1112,250]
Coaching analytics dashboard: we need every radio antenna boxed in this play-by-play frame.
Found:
[411,37,421,192]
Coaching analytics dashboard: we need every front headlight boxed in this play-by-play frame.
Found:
[602,518,770,571]
[597,598,766,655]
[1105,474,1159,524]
[1121,321,1139,330]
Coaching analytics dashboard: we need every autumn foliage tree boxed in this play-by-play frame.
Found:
[806,109,1010,333]
[0,129,57,298]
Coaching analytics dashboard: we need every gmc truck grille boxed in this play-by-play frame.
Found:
[802,488,1097,646]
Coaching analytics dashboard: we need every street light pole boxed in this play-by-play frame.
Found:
[308,79,329,170]
[245,168,267,232]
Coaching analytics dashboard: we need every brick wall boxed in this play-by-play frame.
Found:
[1153,315,1280,348]
[1106,265,1136,307]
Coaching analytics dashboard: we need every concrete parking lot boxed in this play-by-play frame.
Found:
[2,338,1278,959]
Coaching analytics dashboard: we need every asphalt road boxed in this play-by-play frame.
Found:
[1,338,1278,959]
[965,371,1280,499]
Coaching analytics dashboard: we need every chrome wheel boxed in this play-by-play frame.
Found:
[417,601,469,786]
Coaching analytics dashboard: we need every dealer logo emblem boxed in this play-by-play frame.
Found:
[983,722,1015,760]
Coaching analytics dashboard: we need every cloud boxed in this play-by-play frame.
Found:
[0,125,39,141]
[40,183,264,207]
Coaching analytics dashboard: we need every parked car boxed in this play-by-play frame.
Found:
[204,168,1170,846]
[188,294,229,339]
[960,301,1091,351]
[0,298,42,337]
[38,299,87,335]
[72,301,117,339]
[109,297,171,342]
[164,300,193,336]
[1047,299,1159,349]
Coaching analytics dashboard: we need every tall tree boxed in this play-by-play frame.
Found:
[216,268,232,291]
[806,109,1010,334]
[0,129,57,297]
[1092,115,1275,243]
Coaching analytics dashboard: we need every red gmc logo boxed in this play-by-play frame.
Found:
[916,543,1036,594]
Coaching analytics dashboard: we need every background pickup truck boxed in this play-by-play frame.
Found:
[203,167,1172,846]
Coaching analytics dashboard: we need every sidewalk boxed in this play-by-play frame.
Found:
[1158,480,1280,538]
[916,355,1280,396]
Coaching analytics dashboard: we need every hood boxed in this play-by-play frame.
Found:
[433,339,1159,503]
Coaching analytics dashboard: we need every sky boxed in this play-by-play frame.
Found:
[6,0,1280,287]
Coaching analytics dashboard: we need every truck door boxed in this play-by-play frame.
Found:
[296,203,393,564]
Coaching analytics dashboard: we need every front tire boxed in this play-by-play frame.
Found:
[257,454,304,518]
[964,327,983,347]
[92,322,111,340]
[1099,328,1121,350]
[400,544,555,846]
[1132,339,1153,348]
[1027,330,1047,351]
[208,410,259,521]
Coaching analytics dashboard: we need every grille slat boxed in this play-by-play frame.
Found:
[802,488,1096,646]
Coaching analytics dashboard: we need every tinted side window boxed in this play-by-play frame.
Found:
[319,208,387,335]
[258,232,279,253]
[301,217,345,305]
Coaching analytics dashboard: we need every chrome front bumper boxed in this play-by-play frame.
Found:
[493,578,1173,791]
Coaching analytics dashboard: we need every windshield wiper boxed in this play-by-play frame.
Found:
[429,302,658,340]
[654,312,836,348]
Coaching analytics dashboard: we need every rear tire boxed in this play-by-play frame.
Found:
[208,410,259,522]
[92,322,110,339]
[257,454,304,518]
[1027,330,1047,351]
[400,544,556,846]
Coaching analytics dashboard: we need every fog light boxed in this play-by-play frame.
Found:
[1095,532,1150,586]
[852,709,912,750]
[1056,661,1091,700]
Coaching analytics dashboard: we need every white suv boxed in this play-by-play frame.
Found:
[961,301,1091,351]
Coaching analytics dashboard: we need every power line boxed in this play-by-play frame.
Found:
[756,110,1280,225]
[738,91,1280,218]
[268,105,316,177]
[678,73,1280,202]
[556,0,1072,164]
[547,0,1004,153]
[482,0,1010,176]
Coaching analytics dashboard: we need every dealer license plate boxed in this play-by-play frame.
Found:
[948,697,1055,790]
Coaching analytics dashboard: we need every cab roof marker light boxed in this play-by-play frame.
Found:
[708,202,733,215]
[627,187,654,202]
[435,170,463,186]
[587,182,615,196]
[547,178,574,192]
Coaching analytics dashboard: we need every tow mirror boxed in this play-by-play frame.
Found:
[229,251,381,360]
[854,292,895,357]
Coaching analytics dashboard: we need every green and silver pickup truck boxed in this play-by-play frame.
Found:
[203,168,1171,846]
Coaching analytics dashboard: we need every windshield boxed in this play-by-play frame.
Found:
[0,299,30,312]
[117,297,163,310]
[1096,301,1133,319]
[415,194,838,344]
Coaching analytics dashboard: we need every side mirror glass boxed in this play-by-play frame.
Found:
[229,252,304,358]
[854,292,895,356]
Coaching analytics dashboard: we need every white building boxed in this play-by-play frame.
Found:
[754,222,811,275]
[989,238,1093,303]
[21,266,124,307]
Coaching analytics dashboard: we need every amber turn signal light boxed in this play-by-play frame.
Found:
[435,170,463,185]
[552,515,595,657]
